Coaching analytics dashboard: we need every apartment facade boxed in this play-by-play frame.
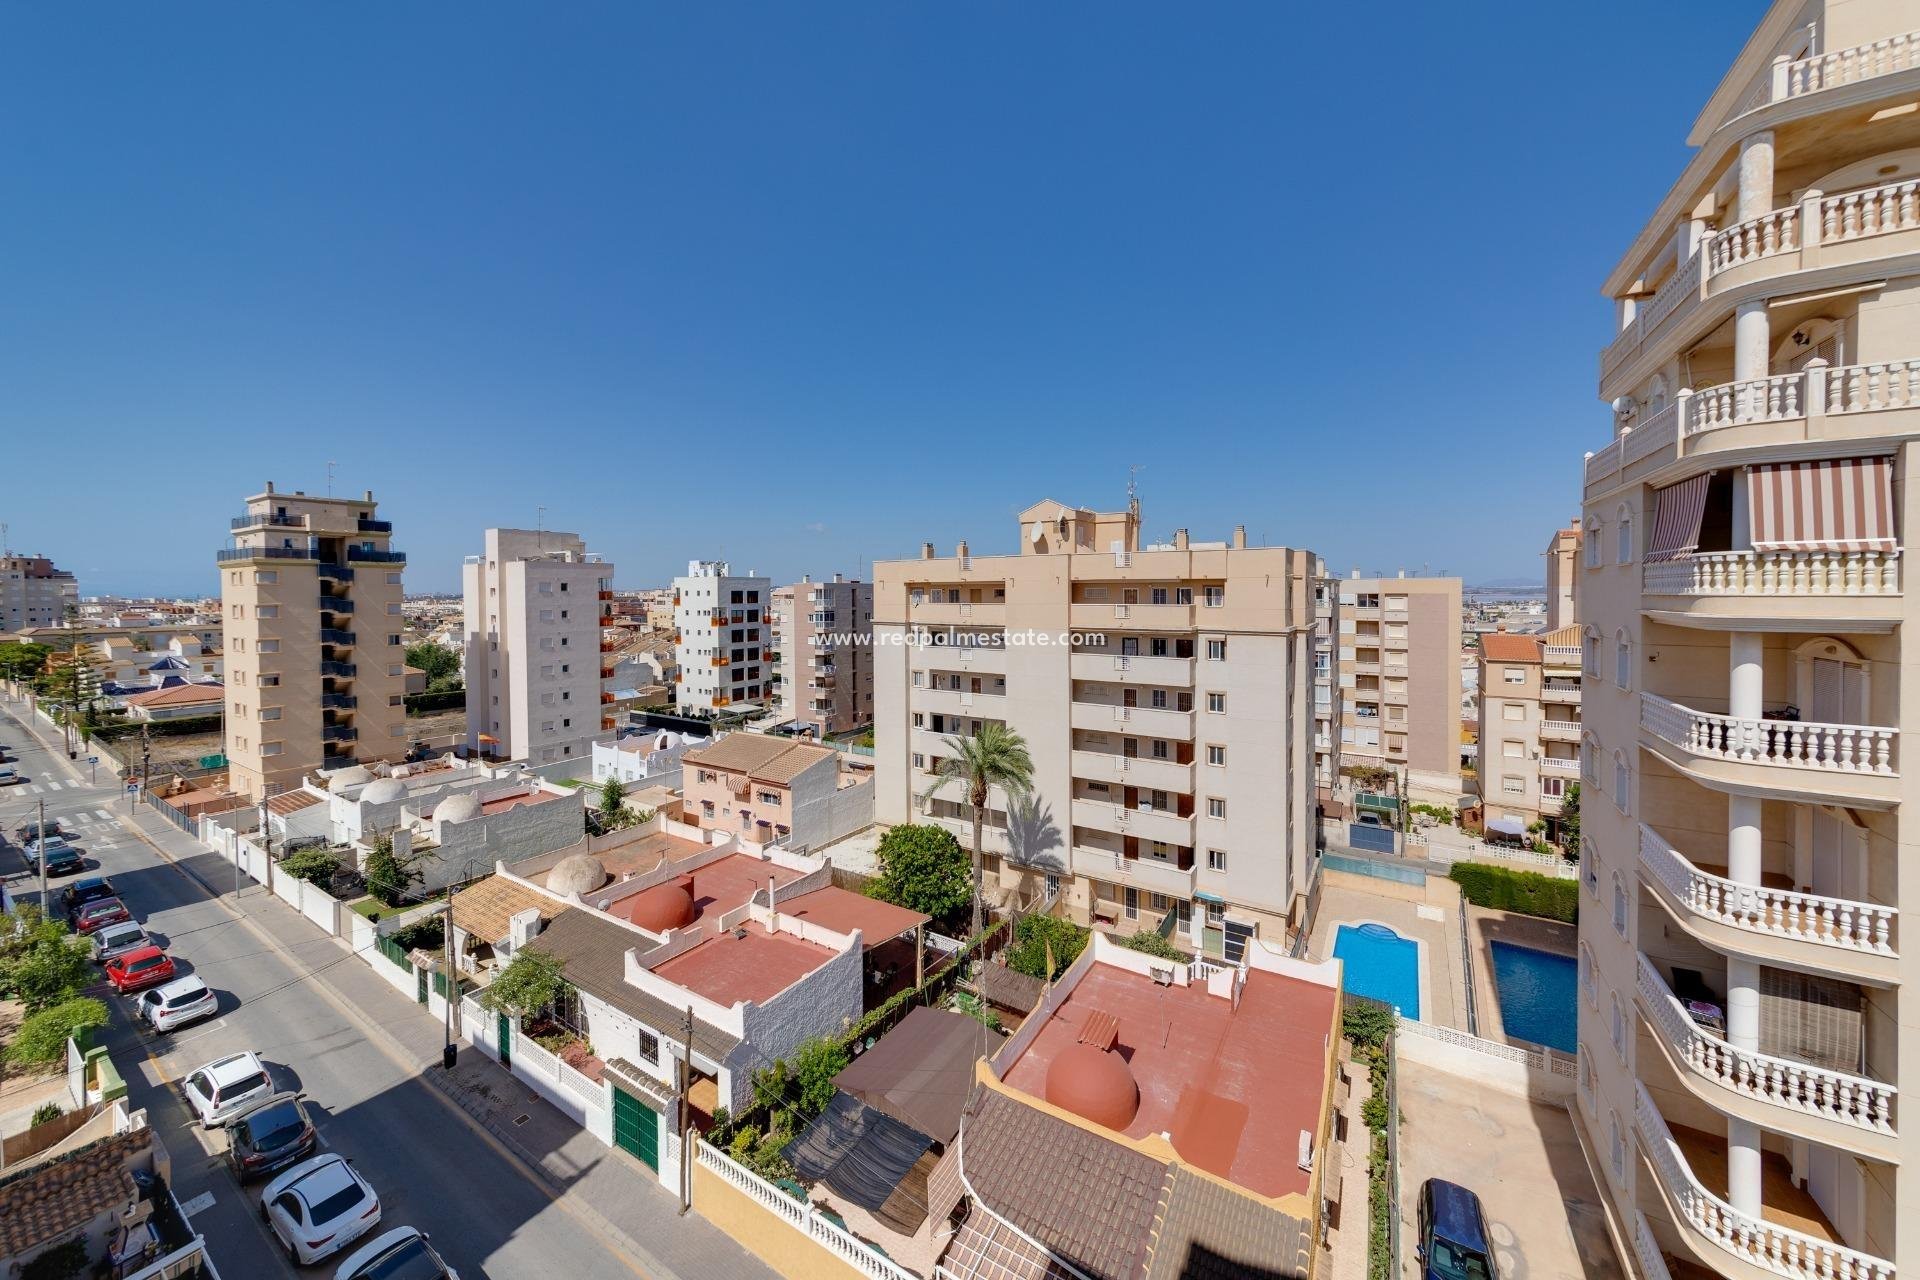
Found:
[873,499,1319,960]
[772,574,874,736]
[1546,522,1583,631]
[0,554,78,631]
[462,528,616,766]
[218,483,407,798]
[671,561,770,712]
[1334,573,1463,798]
[1578,6,1920,1278]
[1311,560,1342,788]
[1475,625,1582,841]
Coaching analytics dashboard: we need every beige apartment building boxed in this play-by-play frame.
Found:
[218,483,407,798]
[1546,521,1583,631]
[1474,626,1582,842]
[462,528,617,766]
[0,554,78,631]
[873,498,1320,961]
[1335,572,1463,798]
[772,575,874,737]
[1578,6,1920,1279]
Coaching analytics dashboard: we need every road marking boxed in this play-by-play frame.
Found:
[179,1191,216,1217]
[96,809,111,821]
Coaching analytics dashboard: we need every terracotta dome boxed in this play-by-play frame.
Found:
[1044,1043,1139,1131]
[549,854,607,898]
[627,874,697,933]
[328,765,373,791]
[360,778,406,805]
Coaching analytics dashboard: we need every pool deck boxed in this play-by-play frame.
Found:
[1467,907,1577,1050]
[1307,877,1469,1031]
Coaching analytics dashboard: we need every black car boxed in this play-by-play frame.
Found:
[14,818,63,842]
[60,877,117,917]
[226,1093,317,1182]
[1417,1179,1497,1280]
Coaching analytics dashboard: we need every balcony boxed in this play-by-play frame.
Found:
[601,640,619,653]
[218,546,319,563]
[345,547,406,564]
[1640,692,1898,805]
[710,656,728,667]
[1068,652,1195,686]
[323,726,358,742]
[1070,797,1194,846]
[1636,954,1896,1156]
[1637,823,1896,983]
[600,666,615,679]
[357,518,392,533]
[1538,755,1580,774]
[230,512,308,531]
[321,693,357,710]
[598,590,614,601]
[1634,1082,1893,1280]
[317,595,354,614]
[917,641,1007,674]
[320,661,357,679]
[1540,719,1582,742]
[318,562,353,583]
[1643,550,1902,630]
[319,628,356,646]
[1082,850,1196,900]
[917,685,1007,720]
[1071,749,1192,792]
[1069,602,1195,632]
[910,600,1000,626]
[601,693,616,705]
[1069,701,1194,741]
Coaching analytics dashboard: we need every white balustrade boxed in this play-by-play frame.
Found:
[1781,31,1920,99]
[696,1141,919,1280]
[1642,549,1902,598]
[1635,1084,1896,1280]
[1687,372,1805,434]
[1822,179,1920,244]
[1639,824,1896,957]
[1823,360,1920,415]
[1621,401,1679,466]
[1584,437,1624,488]
[1640,693,1898,776]
[1539,756,1580,773]
[1636,954,1896,1136]
[1640,250,1702,336]
[1708,207,1798,273]
[1634,1214,1675,1280]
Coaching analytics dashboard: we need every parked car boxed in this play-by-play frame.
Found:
[182,1052,274,1127]
[26,835,74,863]
[261,1153,382,1265]
[1356,811,1386,828]
[1416,1179,1498,1280]
[41,844,83,876]
[0,765,22,786]
[227,1093,318,1183]
[73,897,131,934]
[105,945,177,994]
[334,1227,457,1280]
[92,921,153,964]
[13,818,61,841]
[139,976,219,1033]
[61,877,115,916]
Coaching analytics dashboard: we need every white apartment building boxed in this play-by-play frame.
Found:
[0,554,79,631]
[671,561,770,713]
[1335,572,1463,799]
[773,574,874,736]
[1312,559,1341,789]
[462,528,616,766]
[1580,7,1920,1279]
[873,499,1320,961]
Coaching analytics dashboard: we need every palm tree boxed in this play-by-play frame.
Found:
[922,722,1035,934]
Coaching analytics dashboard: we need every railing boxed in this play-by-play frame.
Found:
[1638,824,1895,956]
[319,628,356,646]
[1780,30,1920,99]
[1687,371,1806,433]
[345,547,406,563]
[1397,1017,1577,1078]
[1540,719,1582,735]
[317,562,354,581]
[1822,178,1920,244]
[216,547,318,563]
[1621,401,1679,467]
[1643,549,1902,597]
[1635,1082,1894,1280]
[696,1141,919,1280]
[324,726,358,742]
[1539,755,1580,773]
[358,518,392,533]
[1634,1213,1675,1280]
[1707,207,1798,273]
[1636,954,1895,1136]
[1825,359,1920,414]
[317,596,354,613]
[321,693,357,710]
[231,512,306,530]
[1584,435,1624,487]
[1640,692,1898,776]
[320,661,357,678]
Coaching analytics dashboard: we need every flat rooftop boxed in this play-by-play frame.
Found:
[606,852,808,929]
[1000,962,1336,1198]
[478,787,564,817]
[777,885,928,947]
[651,921,834,1005]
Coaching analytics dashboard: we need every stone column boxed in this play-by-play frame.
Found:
[1737,131,1776,224]
[1724,628,1765,1217]
[1735,300,1772,385]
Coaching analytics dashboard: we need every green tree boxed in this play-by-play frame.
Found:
[0,641,52,683]
[789,1035,850,1117]
[920,723,1034,933]
[1005,914,1088,982]
[404,643,461,692]
[278,847,341,887]
[0,906,92,1013]
[4,997,109,1067]
[479,948,568,1021]
[864,824,970,926]
[363,832,423,907]
[1559,783,1581,855]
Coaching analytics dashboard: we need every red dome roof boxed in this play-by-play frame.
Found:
[1044,1042,1139,1131]
[628,875,696,933]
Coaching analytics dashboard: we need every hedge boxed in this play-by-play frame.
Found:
[405,689,466,715]
[1447,862,1579,923]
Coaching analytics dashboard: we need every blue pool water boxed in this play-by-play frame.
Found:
[1488,941,1578,1054]
[1334,923,1421,1019]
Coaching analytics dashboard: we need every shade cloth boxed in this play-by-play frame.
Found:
[1748,457,1896,553]
[784,1093,932,1211]
[1644,473,1711,563]
[833,1006,1005,1145]
[1487,816,1527,839]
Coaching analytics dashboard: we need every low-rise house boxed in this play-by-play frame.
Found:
[590,727,710,789]
[122,680,224,723]
[681,733,872,851]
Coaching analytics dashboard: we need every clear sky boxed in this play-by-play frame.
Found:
[0,2,1762,596]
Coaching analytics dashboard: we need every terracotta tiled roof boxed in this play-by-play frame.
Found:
[266,790,324,816]
[451,874,563,943]
[1478,633,1542,663]
[684,733,835,786]
[0,1128,149,1255]
[529,908,741,1061]
[124,681,223,708]
[1144,1163,1311,1280]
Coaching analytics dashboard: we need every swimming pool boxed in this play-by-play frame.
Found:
[1333,923,1421,1019]
[1488,941,1577,1054]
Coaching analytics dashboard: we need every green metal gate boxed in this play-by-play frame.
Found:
[416,966,428,1005]
[611,1086,659,1171]
[498,1013,512,1071]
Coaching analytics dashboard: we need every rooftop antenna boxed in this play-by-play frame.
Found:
[537,506,546,551]
[1,522,8,557]
[326,460,336,497]
[1127,464,1142,521]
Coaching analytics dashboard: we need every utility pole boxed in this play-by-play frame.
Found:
[37,796,48,909]
[441,867,459,1070]
[139,726,151,810]
[678,1005,694,1215]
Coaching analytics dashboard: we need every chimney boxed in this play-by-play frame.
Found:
[921,542,935,560]
[265,480,275,494]
[802,574,812,584]
[364,489,373,502]
[1173,529,1189,550]
[768,874,777,912]
[956,539,969,559]
[1398,569,1407,579]
[1232,524,1247,549]
[833,572,843,583]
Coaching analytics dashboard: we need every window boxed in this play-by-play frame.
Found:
[1578,943,1596,1006]
[1206,692,1225,713]
[758,790,780,805]
[1614,632,1631,689]
[1611,872,1628,937]
[1503,667,1525,684]
[1583,842,1599,897]
[1502,740,1524,758]
[259,707,281,721]
[1578,1048,1595,1117]
[1616,504,1634,564]
[386,572,402,585]
[387,602,402,615]
[1206,797,1225,819]
[1583,628,1599,678]
[1207,849,1227,872]
[254,571,277,584]
[1608,1112,1625,1180]
[1613,752,1631,812]
[1206,744,1225,766]
[1207,639,1226,661]
[1503,703,1524,721]
[1501,777,1524,794]
[1585,521,1602,569]
[638,1030,659,1064]
[256,605,278,619]
[1610,992,1625,1060]
[258,640,279,653]
[260,742,283,757]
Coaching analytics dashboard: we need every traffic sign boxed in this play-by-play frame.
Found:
[87,756,98,765]
[125,782,138,794]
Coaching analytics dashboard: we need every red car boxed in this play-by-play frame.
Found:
[73,898,131,935]
[105,946,176,993]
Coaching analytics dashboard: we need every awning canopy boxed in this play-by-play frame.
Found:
[1749,457,1897,553]
[784,1093,932,1212]
[833,1006,1005,1145]
[1487,815,1528,838]
[1645,473,1711,563]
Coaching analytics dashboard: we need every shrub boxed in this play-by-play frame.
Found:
[1117,929,1186,961]
[31,1101,64,1126]
[364,833,422,907]
[0,907,92,1013]
[20,1239,88,1280]
[1341,997,1396,1050]
[865,824,970,926]
[479,948,568,1019]
[789,1036,850,1118]
[1448,862,1579,924]
[391,917,445,953]
[404,689,466,715]
[1005,915,1088,982]
[5,998,109,1067]
[278,847,341,887]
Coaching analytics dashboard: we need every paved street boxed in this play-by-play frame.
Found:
[0,696,774,1280]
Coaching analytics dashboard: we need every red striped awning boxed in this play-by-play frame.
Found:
[1644,474,1711,563]
[1748,458,1897,553]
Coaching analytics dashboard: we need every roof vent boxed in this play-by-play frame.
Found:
[733,926,749,940]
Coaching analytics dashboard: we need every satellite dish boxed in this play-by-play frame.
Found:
[1612,396,1636,418]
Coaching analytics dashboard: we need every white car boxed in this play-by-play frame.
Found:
[262,1154,381,1266]
[0,765,21,785]
[138,976,219,1033]
[333,1227,458,1279]
[92,921,152,963]
[180,1051,273,1127]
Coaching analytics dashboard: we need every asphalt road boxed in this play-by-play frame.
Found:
[0,701,661,1280]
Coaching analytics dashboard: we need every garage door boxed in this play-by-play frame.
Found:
[612,1085,659,1171]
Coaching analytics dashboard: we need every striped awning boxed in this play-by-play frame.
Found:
[1643,474,1711,563]
[1748,457,1897,553]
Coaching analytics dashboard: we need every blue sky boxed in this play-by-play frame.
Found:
[0,3,1760,596]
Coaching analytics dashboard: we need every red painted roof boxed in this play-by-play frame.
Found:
[1000,962,1336,1198]
[775,885,929,946]
[478,788,562,816]
[650,921,833,1005]
[605,854,807,930]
